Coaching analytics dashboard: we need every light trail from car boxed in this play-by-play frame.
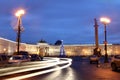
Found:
[0,57,59,75]
[2,58,72,80]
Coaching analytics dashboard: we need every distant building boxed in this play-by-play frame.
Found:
[0,37,120,56]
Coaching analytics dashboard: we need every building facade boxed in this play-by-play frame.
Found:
[0,37,120,56]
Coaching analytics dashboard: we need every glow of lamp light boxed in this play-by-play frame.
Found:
[15,9,25,17]
[100,17,111,24]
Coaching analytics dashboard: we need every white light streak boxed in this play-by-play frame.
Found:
[1,58,72,80]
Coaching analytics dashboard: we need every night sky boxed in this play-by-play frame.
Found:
[0,0,120,44]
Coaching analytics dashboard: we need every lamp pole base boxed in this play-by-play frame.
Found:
[104,53,109,63]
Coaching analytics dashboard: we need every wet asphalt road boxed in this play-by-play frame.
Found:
[23,57,120,80]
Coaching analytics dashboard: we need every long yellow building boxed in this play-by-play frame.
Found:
[0,37,120,56]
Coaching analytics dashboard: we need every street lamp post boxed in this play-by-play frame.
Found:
[100,17,111,63]
[15,9,25,54]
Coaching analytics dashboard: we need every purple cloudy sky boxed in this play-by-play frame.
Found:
[0,0,120,44]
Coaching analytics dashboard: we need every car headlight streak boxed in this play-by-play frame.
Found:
[4,58,72,80]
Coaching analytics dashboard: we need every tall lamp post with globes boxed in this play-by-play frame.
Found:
[100,17,111,63]
[15,9,25,54]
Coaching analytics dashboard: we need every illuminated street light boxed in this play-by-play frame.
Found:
[100,17,111,63]
[15,9,25,17]
[15,9,25,54]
